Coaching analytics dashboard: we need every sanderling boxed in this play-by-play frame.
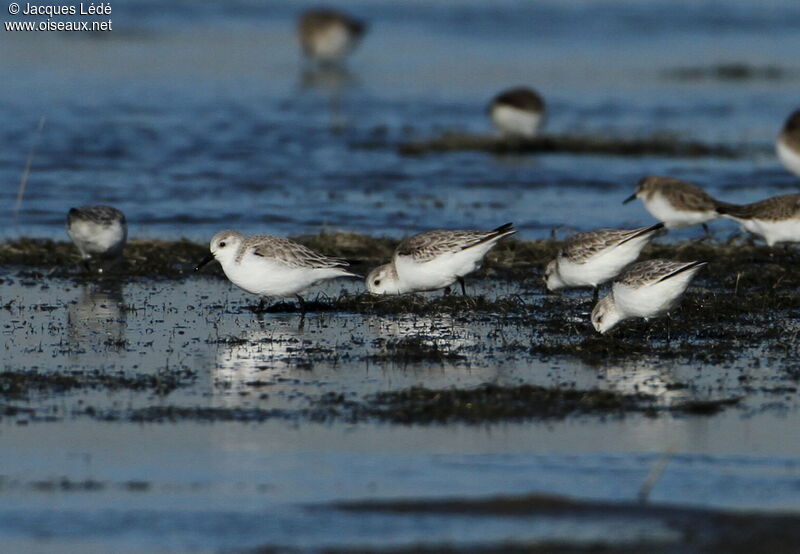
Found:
[195,230,358,312]
[716,193,800,246]
[545,223,665,301]
[591,259,706,334]
[297,8,367,64]
[623,176,728,231]
[66,205,127,272]
[776,109,800,178]
[367,223,516,295]
[488,87,545,138]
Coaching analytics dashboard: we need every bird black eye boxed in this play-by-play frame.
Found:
[219,241,226,248]
[374,279,381,286]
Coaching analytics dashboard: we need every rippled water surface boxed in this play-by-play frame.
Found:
[2,0,800,241]
[3,273,800,552]
[4,1,800,552]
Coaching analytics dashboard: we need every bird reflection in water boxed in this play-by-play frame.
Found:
[67,281,126,352]
[370,314,476,361]
[214,323,308,405]
[297,64,360,132]
[600,364,691,406]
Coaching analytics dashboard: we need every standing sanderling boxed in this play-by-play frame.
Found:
[195,230,358,312]
[591,259,706,334]
[488,87,546,139]
[623,176,728,231]
[297,8,367,64]
[545,223,665,301]
[776,109,800,178]
[367,223,516,296]
[66,205,128,272]
[716,193,800,246]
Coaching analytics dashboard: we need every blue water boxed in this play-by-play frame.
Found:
[2,0,799,243]
[4,1,800,551]
[3,270,800,551]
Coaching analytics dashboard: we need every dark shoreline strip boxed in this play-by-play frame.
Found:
[326,492,800,554]
[392,133,743,158]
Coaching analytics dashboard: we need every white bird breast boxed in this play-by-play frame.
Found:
[311,25,353,60]
[557,236,651,288]
[642,192,715,229]
[394,246,488,292]
[613,269,698,320]
[777,138,800,178]
[394,254,459,291]
[223,255,343,298]
[491,105,543,138]
[68,220,126,256]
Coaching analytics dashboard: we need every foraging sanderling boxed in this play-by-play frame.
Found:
[195,230,358,311]
[66,205,127,272]
[545,223,665,300]
[716,193,800,246]
[488,87,545,138]
[591,259,706,334]
[367,223,516,295]
[297,8,367,63]
[623,176,727,231]
[776,109,800,178]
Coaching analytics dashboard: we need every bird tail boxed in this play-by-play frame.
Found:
[479,222,516,246]
[487,222,516,241]
[456,223,516,253]
[619,222,665,245]
[656,260,707,284]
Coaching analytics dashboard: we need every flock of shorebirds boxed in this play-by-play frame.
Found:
[64,8,800,335]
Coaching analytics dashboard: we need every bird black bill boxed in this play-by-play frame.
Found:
[622,193,637,204]
[194,253,215,272]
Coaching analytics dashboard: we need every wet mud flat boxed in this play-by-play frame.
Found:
[3,232,800,423]
[4,233,800,552]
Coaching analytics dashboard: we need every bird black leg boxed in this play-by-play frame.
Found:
[257,298,267,313]
[82,260,92,273]
[592,286,599,304]
[702,223,710,237]
[442,287,451,296]
[458,277,467,296]
[296,295,307,315]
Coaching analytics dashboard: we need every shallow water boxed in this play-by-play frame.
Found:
[2,0,800,242]
[4,0,800,551]
[4,270,800,551]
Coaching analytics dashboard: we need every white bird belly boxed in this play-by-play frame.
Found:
[395,245,490,292]
[491,105,543,138]
[311,25,352,60]
[224,257,346,298]
[395,256,459,292]
[557,239,648,288]
[614,271,696,320]
[643,193,715,229]
[68,220,126,257]
[745,218,800,246]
